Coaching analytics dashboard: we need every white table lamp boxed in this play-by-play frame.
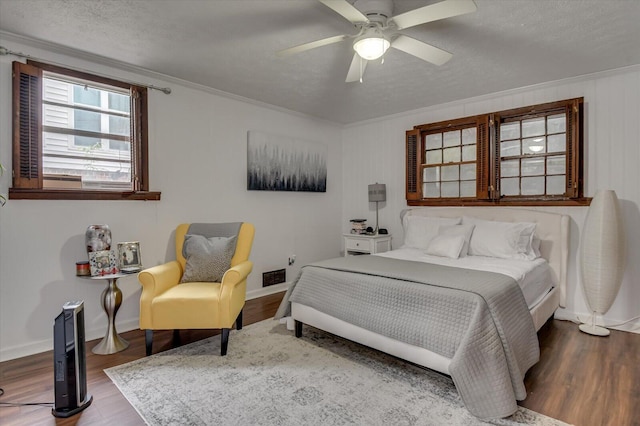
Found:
[368,183,386,235]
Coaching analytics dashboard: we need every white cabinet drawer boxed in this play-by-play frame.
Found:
[345,238,369,252]
[343,234,392,256]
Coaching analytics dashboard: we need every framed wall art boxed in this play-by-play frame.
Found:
[247,131,327,192]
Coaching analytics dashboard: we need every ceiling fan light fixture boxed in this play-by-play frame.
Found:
[353,34,390,60]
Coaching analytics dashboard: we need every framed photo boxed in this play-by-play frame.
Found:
[88,250,118,276]
[118,241,142,272]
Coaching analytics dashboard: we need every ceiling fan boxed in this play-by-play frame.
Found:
[277,0,477,83]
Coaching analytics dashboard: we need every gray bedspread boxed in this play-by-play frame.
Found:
[275,255,540,419]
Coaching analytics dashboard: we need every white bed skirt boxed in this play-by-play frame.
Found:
[291,285,558,376]
[291,302,452,374]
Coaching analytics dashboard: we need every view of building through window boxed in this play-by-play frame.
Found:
[42,73,132,190]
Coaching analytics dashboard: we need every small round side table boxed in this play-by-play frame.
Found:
[85,272,134,354]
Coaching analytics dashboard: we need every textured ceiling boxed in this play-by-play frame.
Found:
[1,0,639,124]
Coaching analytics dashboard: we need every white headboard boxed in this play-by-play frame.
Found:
[401,207,570,307]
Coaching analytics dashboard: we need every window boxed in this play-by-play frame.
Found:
[406,98,585,206]
[10,60,160,200]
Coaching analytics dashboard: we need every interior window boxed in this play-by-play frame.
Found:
[406,98,585,206]
[10,60,160,201]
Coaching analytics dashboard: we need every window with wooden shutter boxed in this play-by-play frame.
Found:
[13,62,42,189]
[405,129,420,200]
[406,98,586,206]
[9,60,159,201]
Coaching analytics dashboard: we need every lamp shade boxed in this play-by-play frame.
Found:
[368,183,386,202]
[579,189,626,335]
[354,35,390,60]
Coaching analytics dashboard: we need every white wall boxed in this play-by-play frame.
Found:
[1,36,638,362]
[0,39,343,361]
[342,65,640,334]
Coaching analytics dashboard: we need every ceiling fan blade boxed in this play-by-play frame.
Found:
[277,35,348,57]
[391,0,477,30]
[346,53,368,83]
[391,35,453,66]
[319,0,369,24]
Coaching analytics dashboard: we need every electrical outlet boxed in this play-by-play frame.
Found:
[288,254,296,265]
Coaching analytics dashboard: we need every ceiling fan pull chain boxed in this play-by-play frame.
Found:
[359,56,364,83]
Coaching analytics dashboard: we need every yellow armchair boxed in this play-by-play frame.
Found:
[138,222,254,356]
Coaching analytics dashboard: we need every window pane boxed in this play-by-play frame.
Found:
[443,147,460,163]
[547,175,565,195]
[547,155,566,175]
[547,134,566,153]
[521,176,545,195]
[462,127,476,145]
[109,115,131,137]
[109,92,130,113]
[75,136,101,149]
[41,74,133,191]
[501,177,520,196]
[426,149,442,165]
[521,157,544,176]
[462,144,476,161]
[523,137,546,154]
[501,159,519,177]
[73,85,100,106]
[109,140,130,152]
[547,114,566,133]
[522,117,545,137]
[424,182,440,198]
[501,140,520,157]
[425,134,442,150]
[460,180,476,197]
[441,165,459,181]
[423,167,439,182]
[443,130,460,147]
[43,104,71,128]
[441,182,459,197]
[500,122,520,140]
[460,163,476,180]
[75,109,101,132]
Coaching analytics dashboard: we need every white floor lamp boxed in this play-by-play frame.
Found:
[579,189,626,336]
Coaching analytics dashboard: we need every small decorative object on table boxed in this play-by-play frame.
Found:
[349,219,367,234]
[75,261,90,276]
[117,241,142,272]
[88,250,118,276]
[85,224,112,253]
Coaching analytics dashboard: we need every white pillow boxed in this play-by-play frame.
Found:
[425,234,466,259]
[402,215,462,250]
[437,224,475,257]
[463,217,537,260]
[531,236,542,258]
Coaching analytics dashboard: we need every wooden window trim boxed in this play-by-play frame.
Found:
[406,98,587,207]
[10,60,160,201]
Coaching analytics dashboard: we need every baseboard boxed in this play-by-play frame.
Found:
[1,287,289,362]
[0,318,141,362]
[554,308,640,334]
[246,282,289,300]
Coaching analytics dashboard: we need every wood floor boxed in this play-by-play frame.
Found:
[0,292,638,426]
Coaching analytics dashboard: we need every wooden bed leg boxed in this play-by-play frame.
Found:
[295,320,303,338]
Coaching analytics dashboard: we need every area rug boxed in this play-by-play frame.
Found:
[105,320,569,426]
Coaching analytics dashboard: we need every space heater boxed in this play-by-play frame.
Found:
[52,301,92,417]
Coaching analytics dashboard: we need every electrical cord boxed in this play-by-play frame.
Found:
[0,387,54,407]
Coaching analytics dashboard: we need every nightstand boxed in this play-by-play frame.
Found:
[343,234,392,256]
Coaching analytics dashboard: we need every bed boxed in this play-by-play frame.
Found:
[276,207,569,419]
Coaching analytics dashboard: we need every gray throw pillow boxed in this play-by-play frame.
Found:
[180,234,236,283]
